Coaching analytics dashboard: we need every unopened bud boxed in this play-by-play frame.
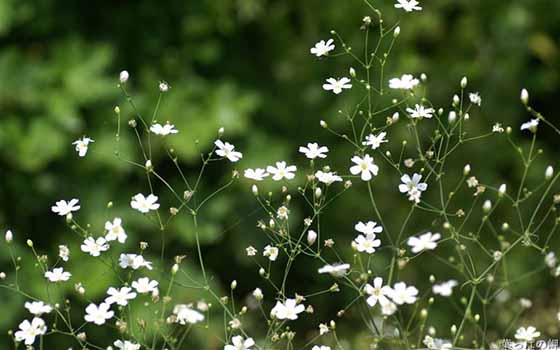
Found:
[307,230,318,245]
[119,70,129,83]
[5,230,13,243]
[393,26,401,37]
[461,76,468,88]
[545,166,554,180]
[520,89,529,105]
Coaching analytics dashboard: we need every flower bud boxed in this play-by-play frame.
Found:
[393,26,401,37]
[26,239,33,247]
[498,184,506,197]
[545,166,554,180]
[420,73,427,82]
[159,81,169,92]
[171,264,179,275]
[307,230,318,245]
[520,89,529,105]
[392,112,399,123]
[145,160,153,171]
[349,67,356,78]
[320,120,328,128]
[315,187,322,198]
[461,76,468,88]
[453,94,460,106]
[230,280,237,290]
[119,70,129,83]
[448,111,457,123]
[483,200,492,213]
[114,106,120,114]
[252,184,259,196]
[5,230,13,243]
[463,164,471,175]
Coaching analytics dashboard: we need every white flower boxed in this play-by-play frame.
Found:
[270,298,305,320]
[119,70,129,83]
[246,246,257,256]
[312,346,331,350]
[394,0,422,12]
[159,81,170,92]
[520,119,539,133]
[81,237,110,257]
[315,170,343,185]
[150,122,178,135]
[73,137,94,157]
[424,336,452,350]
[407,104,435,119]
[364,277,393,307]
[353,233,381,254]
[388,282,418,305]
[244,168,269,181]
[267,161,297,181]
[114,340,141,350]
[545,252,557,268]
[469,92,482,106]
[215,140,243,162]
[350,154,379,181]
[130,193,160,213]
[132,277,159,294]
[225,335,255,350]
[318,263,350,277]
[58,245,70,262]
[514,326,541,342]
[105,218,127,243]
[381,301,397,316]
[105,287,137,306]
[310,39,335,57]
[407,232,441,253]
[355,221,383,235]
[322,77,352,94]
[299,143,329,159]
[389,74,419,90]
[51,199,80,216]
[24,301,53,316]
[14,317,47,345]
[492,123,504,133]
[119,254,153,270]
[432,280,458,297]
[45,267,71,282]
[399,173,428,203]
[84,303,114,325]
[319,323,330,335]
[363,132,388,150]
[253,288,264,300]
[263,245,279,261]
[173,304,205,324]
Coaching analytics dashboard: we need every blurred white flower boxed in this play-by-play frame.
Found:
[322,77,352,94]
[299,142,329,159]
[114,340,141,350]
[363,132,388,150]
[45,267,71,282]
[132,277,159,294]
[24,301,53,316]
[84,303,114,325]
[58,245,70,262]
[520,119,539,133]
[225,335,255,350]
[469,92,482,106]
[318,263,350,277]
[310,39,335,57]
[432,280,458,297]
[355,221,383,235]
[105,287,137,306]
[388,282,418,305]
[81,237,110,257]
[130,193,160,213]
[514,326,540,342]
[119,70,129,83]
[173,304,205,324]
[312,346,331,350]
[105,217,127,243]
[119,253,153,270]
[150,122,178,135]
[394,0,422,12]
[267,161,297,181]
[315,170,342,185]
[14,317,47,345]
[215,140,243,162]
[263,245,279,261]
[270,298,305,320]
[51,199,80,216]
[350,154,379,181]
[407,104,435,119]
[389,74,419,90]
[407,232,441,253]
[244,168,269,181]
[73,137,94,157]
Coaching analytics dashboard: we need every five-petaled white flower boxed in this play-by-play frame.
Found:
[315,170,343,185]
[363,132,388,150]
[225,335,255,350]
[399,173,428,203]
[350,154,379,181]
[355,221,383,235]
[323,77,352,95]
[58,245,70,262]
[469,92,482,106]
[263,245,279,261]
[353,232,381,254]
[310,39,335,57]
[51,199,80,216]
[119,253,153,270]
[407,232,441,253]
[389,74,419,90]
[407,104,435,119]
[394,0,422,12]
[388,282,418,305]
[173,304,205,324]
[132,277,159,294]
[432,280,458,297]
[299,143,329,159]
[244,168,269,181]
[73,137,95,157]
[45,267,71,282]
[114,340,141,350]
[84,302,114,325]
[24,301,53,316]
[105,217,127,243]
[105,286,137,306]
[215,140,243,162]
[130,193,160,213]
[520,119,539,133]
[364,277,393,307]
[318,263,350,277]
[14,317,47,345]
[81,236,110,257]
[514,326,541,342]
[267,161,297,181]
[150,122,178,136]
[270,298,305,320]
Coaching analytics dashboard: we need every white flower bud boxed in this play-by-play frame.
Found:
[420,73,427,82]
[429,275,436,283]
[521,89,529,105]
[218,127,225,136]
[252,184,259,195]
[453,94,460,106]
[320,120,328,128]
[545,166,554,180]
[145,159,153,171]
[451,325,457,334]
[230,280,237,290]
[119,70,129,83]
[259,268,265,276]
[315,187,322,198]
[392,112,399,122]
[171,264,179,275]
[349,67,356,78]
[464,113,470,120]
[498,184,506,197]
[307,230,318,245]
[394,26,401,37]
[483,200,492,213]
[253,288,263,301]
[461,76,468,88]
[159,81,169,92]
[26,239,33,247]
[463,164,471,175]
[0,272,6,280]
[5,230,13,243]
[448,111,457,123]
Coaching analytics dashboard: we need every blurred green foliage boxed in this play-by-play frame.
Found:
[0,0,559,348]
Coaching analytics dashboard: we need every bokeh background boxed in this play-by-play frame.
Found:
[0,0,559,348]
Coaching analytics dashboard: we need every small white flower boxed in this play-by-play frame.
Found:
[319,323,330,335]
[469,92,482,106]
[312,346,331,350]
[58,245,70,262]
[388,282,418,305]
[267,161,297,181]
[105,286,137,306]
[350,154,379,181]
[119,254,153,270]
[394,0,422,12]
[105,218,127,243]
[514,326,540,342]
[492,123,504,133]
[355,221,383,235]
[45,267,71,282]
[407,104,435,119]
[73,137,94,157]
[215,140,243,162]
[14,317,47,345]
[322,77,352,94]
[173,304,205,324]
[159,81,170,92]
[270,298,305,320]
[318,263,350,277]
[545,252,557,268]
[310,39,335,57]
[246,246,257,256]
[263,245,279,261]
[432,280,458,297]
[84,302,114,325]
[299,143,329,159]
[520,119,539,133]
[132,277,159,294]
[363,132,388,150]
[150,122,178,136]
[381,301,398,316]
[424,336,453,350]
[315,170,343,185]
[389,74,419,90]
[353,233,381,254]
[24,301,53,316]
[364,277,393,307]
[224,335,255,350]
[114,340,141,350]
[407,232,441,253]
[51,199,80,216]
[399,173,428,203]
[253,288,264,300]
[130,193,160,213]
[244,168,269,181]
[81,237,110,257]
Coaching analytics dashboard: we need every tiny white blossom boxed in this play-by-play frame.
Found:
[105,287,137,306]
[84,303,114,325]
[263,245,279,261]
[119,70,129,83]
[363,132,388,150]
[150,122,178,136]
[14,317,47,345]
[318,263,350,277]
[24,301,53,316]
[312,346,331,350]
[130,193,160,213]
[105,218,127,243]
[119,254,153,270]
[394,0,422,12]
[353,232,381,254]
[58,245,70,262]
[399,173,428,203]
[253,288,264,300]
[322,77,352,94]
[514,326,540,342]
[132,277,159,294]
[407,232,441,253]
[520,119,539,133]
[81,237,110,257]
[350,154,379,181]
[114,340,141,350]
[407,104,435,119]
[173,304,205,324]
[315,170,342,185]
[389,74,419,90]
[45,267,71,282]
[299,143,329,159]
[246,246,257,256]
[159,81,170,92]
[215,140,243,162]
[364,277,393,307]
[469,92,482,106]
[244,168,269,181]
[73,137,95,157]
[310,39,335,57]
[267,161,297,181]
[388,282,418,305]
[545,252,557,268]
[225,335,255,350]
[355,221,383,235]
[270,298,305,320]
[432,280,458,297]
[51,199,80,216]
